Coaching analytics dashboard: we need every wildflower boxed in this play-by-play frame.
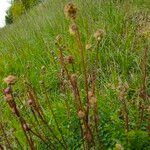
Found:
[94,29,105,41]
[65,55,74,64]
[27,99,33,106]
[64,2,77,20]
[4,94,13,101]
[23,123,31,131]
[69,24,78,35]
[39,80,44,85]
[89,96,97,105]
[86,44,92,50]
[85,130,92,142]
[4,87,11,95]
[70,74,77,84]
[3,75,16,85]
[88,91,93,99]
[78,110,85,118]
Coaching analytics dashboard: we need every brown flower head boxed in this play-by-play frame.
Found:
[86,44,92,50]
[69,24,78,35]
[88,91,93,99]
[65,55,74,64]
[89,96,97,106]
[94,29,105,41]
[27,99,33,106]
[70,74,77,84]
[78,110,85,118]
[64,2,77,20]
[23,123,31,131]
[4,75,16,85]
[4,94,13,101]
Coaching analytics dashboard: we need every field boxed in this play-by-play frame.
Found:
[0,0,150,149]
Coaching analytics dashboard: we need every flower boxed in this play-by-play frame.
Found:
[65,55,74,64]
[23,123,31,131]
[78,110,85,118]
[64,2,77,20]
[70,74,77,84]
[4,94,13,101]
[69,24,78,35]
[4,75,16,85]
[94,29,105,41]
[86,44,92,50]
[89,96,97,105]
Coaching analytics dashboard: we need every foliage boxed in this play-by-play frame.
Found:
[0,0,150,149]
[5,0,39,24]
[127,130,150,150]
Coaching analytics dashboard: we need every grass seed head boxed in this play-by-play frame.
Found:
[65,55,74,64]
[4,75,16,85]
[27,99,33,106]
[78,110,85,118]
[4,94,13,101]
[70,74,77,84]
[69,24,78,35]
[94,29,105,41]
[89,97,97,106]
[23,123,31,131]
[86,44,92,50]
[64,2,77,20]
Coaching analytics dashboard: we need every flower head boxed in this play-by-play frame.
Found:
[65,55,74,64]
[64,2,77,20]
[78,110,85,118]
[94,29,105,41]
[4,75,16,85]
[69,24,78,35]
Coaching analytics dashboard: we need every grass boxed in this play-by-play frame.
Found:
[0,0,150,149]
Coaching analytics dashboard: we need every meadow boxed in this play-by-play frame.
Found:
[0,0,150,149]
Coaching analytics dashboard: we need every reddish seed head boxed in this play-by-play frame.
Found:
[70,74,77,84]
[23,123,31,131]
[85,130,92,142]
[28,99,33,106]
[65,55,74,64]
[89,97,97,106]
[4,87,11,95]
[78,110,85,118]
[64,2,77,20]
[88,91,93,99]
[94,29,105,41]
[69,24,78,35]
[3,75,16,85]
[4,94,13,101]
[86,44,92,50]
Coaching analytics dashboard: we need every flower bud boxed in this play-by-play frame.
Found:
[94,29,105,41]
[65,55,74,64]
[64,2,77,20]
[23,123,31,131]
[4,75,16,85]
[78,110,85,118]
[69,24,78,35]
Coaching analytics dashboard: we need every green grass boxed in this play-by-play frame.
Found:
[0,0,150,149]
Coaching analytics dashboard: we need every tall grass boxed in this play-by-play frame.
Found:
[0,0,149,149]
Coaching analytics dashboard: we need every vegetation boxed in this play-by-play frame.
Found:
[0,0,150,149]
[5,0,40,24]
